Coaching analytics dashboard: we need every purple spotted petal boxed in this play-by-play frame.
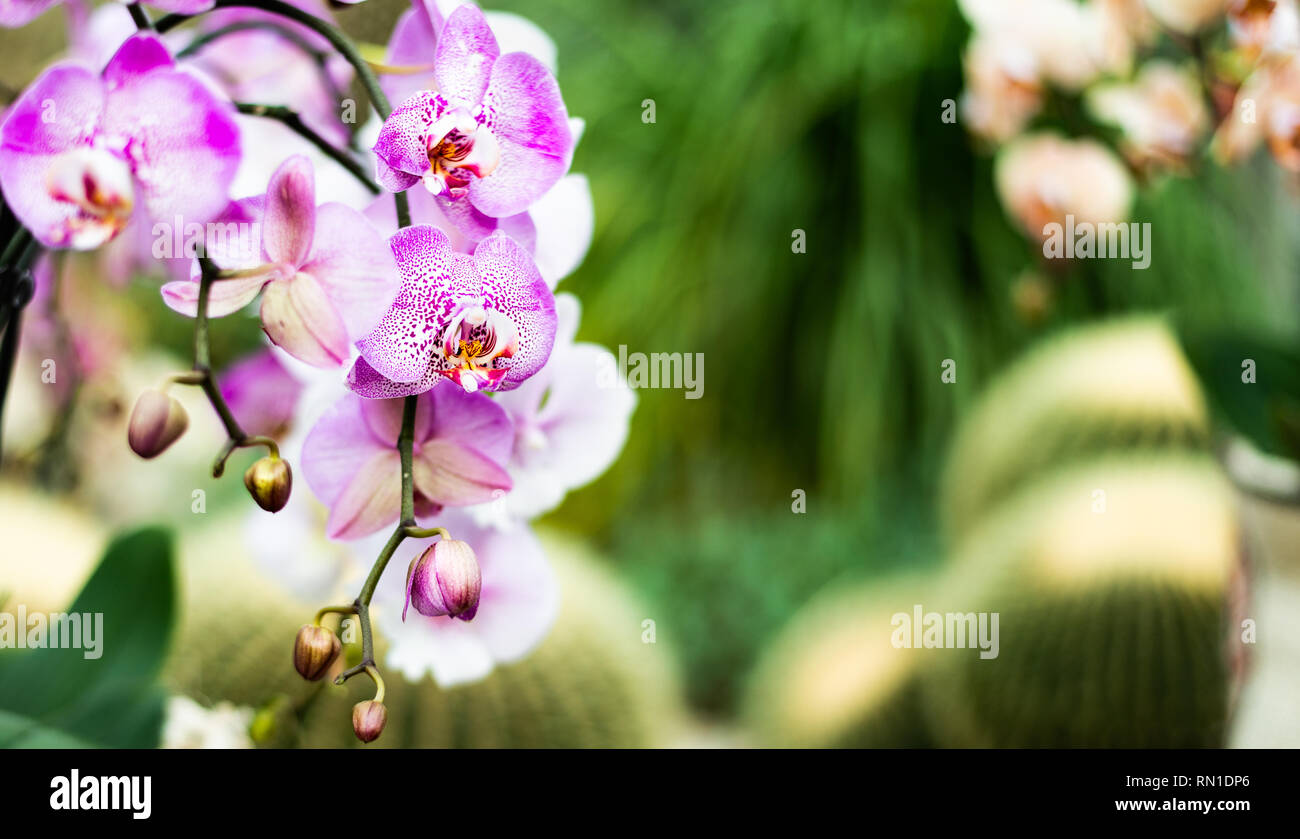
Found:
[434,3,499,105]
[466,50,571,217]
[347,355,444,399]
[472,231,556,388]
[0,66,105,248]
[481,52,570,155]
[263,155,315,267]
[355,225,456,383]
[372,91,446,189]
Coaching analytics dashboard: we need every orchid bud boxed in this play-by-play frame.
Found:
[352,700,387,743]
[293,624,341,681]
[127,388,188,458]
[244,455,292,512]
[403,539,482,621]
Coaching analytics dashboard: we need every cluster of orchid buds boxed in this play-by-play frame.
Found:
[957,0,1300,296]
[0,0,622,744]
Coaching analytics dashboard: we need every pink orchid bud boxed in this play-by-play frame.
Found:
[403,539,482,621]
[244,456,292,513]
[127,388,189,459]
[352,700,387,744]
[293,624,341,682]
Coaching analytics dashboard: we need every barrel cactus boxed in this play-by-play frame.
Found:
[922,456,1237,748]
[164,523,683,748]
[744,576,942,748]
[940,317,1210,543]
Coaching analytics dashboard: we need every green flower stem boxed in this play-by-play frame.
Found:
[127,3,152,30]
[335,394,420,686]
[158,0,421,693]
[314,604,357,625]
[188,257,277,477]
[235,103,379,194]
[156,0,411,245]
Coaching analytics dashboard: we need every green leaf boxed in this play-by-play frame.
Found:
[0,526,177,748]
[1176,323,1300,462]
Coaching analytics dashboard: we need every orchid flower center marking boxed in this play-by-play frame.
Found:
[436,305,518,393]
[423,107,500,197]
[44,146,135,249]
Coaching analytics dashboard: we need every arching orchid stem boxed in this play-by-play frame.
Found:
[0,227,40,458]
[127,3,152,30]
[366,665,385,703]
[403,526,450,540]
[314,603,357,625]
[179,257,279,477]
[334,395,422,687]
[155,0,410,224]
[398,394,417,526]
[235,103,379,193]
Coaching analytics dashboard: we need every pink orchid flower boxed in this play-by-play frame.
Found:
[347,223,557,398]
[301,386,513,540]
[160,155,399,368]
[479,293,635,525]
[0,33,239,250]
[369,509,557,686]
[371,2,573,219]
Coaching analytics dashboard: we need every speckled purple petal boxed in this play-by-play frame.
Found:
[434,3,499,105]
[372,91,447,190]
[355,224,456,384]
[472,231,556,388]
[0,65,105,248]
[347,355,444,399]
[480,51,570,155]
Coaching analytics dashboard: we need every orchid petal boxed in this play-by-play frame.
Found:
[102,33,174,86]
[413,439,513,506]
[260,272,351,367]
[355,224,456,383]
[434,3,500,105]
[472,231,557,388]
[160,273,271,317]
[263,155,316,267]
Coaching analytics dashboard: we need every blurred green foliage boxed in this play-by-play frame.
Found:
[0,527,176,747]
